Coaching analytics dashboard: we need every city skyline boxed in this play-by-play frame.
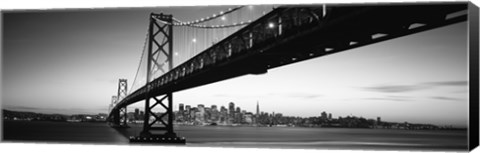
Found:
[4,100,456,129]
[2,5,468,128]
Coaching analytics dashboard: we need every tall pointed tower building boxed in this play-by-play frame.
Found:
[256,101,260,117]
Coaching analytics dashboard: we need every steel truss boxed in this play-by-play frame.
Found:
[139,13,178,138]
[113,79,129,127]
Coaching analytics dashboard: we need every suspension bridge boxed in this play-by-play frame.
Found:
[106,3,469,143]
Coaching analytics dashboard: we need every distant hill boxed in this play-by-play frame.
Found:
[3,109,69,121]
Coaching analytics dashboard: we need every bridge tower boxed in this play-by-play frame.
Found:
[111,79,128,127]
[109,95,118,124]
[109,95,117,112]
[117,79,128,127]
[136,13,181,141]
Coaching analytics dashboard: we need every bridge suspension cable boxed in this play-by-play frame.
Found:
[128,5,275,94]
[129,30,150,95]
[154,6,252,29]
[171,6,244,26]
[173,5,274,63]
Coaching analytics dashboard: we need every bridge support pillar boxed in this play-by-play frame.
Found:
[132,92,184,143]
[110,107,129,128]
[119,106,129,127]
[112,109,120,125]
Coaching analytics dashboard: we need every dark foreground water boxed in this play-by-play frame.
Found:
[2,121,468,151]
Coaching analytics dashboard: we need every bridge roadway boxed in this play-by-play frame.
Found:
[110,3,467,113]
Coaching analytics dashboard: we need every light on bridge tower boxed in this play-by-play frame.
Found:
[111,96,117,105]
[268,22,275,28]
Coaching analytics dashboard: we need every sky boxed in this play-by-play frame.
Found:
[1,4,469,127]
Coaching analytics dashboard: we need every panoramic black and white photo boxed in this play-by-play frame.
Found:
[1,2,477,152]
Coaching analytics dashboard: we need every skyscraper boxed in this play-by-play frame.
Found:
[220,106,227,123]
[321,111,327,120]
[220,106,227,112]
[134,108,140,120]
[179,103,184,112]
[228,102,235,124]
[210,105,219,122]
[198,104,205,122]
[185,105,191,112]
[185,105,191,122]
[139,111,145,120]
[256,101,260,117]
[235,107,241,123]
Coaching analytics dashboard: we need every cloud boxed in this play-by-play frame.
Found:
[363,80,467,93]
[431,96,463,101]
[363,85,426,93]
[424,81,468,86]
[287,93,322,99]
[213,92,322,99]
[363,95,412,102]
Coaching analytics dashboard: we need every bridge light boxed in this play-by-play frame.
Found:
[268,22,275,28]
[221,16,226,21]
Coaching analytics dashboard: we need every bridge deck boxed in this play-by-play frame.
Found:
[111,3,467,112]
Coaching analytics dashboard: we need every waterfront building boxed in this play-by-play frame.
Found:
[244,112,253,124]
[228,102,235,124]
[198,105,205,122]
[204,107,211,123]
[179,103,184,113]
[321,111,327,120]
[210,106,219,122]
[134,108,140,120]
[139,111,144,120]
[220,106,227,124]
[195,111,202,124]
[190,107,198,122]
[185,105,191,122]
[235,107,241,123]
